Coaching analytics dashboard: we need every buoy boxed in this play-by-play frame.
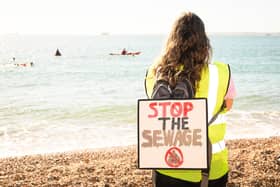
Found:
[55,49,62,56]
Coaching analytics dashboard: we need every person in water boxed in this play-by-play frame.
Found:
[145,12,236,187]
[15,62,34,67]
[121,48,127,55]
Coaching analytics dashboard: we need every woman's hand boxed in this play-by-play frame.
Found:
[225,99,233,111]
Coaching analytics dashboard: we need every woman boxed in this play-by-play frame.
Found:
[145,12,236,187]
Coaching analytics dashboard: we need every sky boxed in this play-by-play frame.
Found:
[0,0,279,35]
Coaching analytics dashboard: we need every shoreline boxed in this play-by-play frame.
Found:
[0,137,279,187]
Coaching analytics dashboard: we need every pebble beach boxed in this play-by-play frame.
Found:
[0,137,279,187]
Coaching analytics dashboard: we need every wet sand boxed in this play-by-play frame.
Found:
[0,137,279,187]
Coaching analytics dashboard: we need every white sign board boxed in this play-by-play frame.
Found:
[138,99,209,169]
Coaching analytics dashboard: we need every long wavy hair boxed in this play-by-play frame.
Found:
[156,12,212,92]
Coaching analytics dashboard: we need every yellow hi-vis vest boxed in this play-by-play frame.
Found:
[145,61,230,182]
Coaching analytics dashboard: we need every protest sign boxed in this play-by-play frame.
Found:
[138,99,208,169]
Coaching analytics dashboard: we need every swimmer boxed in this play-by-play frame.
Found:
[15,62,34,67]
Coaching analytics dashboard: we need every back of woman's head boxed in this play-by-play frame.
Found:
[157,12,211,90]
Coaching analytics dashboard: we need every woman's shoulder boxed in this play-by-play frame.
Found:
[211,61,229,66]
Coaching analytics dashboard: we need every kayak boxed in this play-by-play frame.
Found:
[109,51,141,56]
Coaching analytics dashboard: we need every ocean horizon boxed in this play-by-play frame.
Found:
[0,34,279,158]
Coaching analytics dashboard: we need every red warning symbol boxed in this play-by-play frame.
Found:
[165,147,184,167]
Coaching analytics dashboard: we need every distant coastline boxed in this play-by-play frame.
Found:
[1,32,280,37]
[208,32,280,36]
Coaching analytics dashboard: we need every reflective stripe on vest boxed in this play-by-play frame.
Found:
[207,64,219,123]
[212,140,226,154]
[145,61,230,182]
[211,114,226,126]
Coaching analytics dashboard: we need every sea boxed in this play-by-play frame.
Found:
[0,34,279,158]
